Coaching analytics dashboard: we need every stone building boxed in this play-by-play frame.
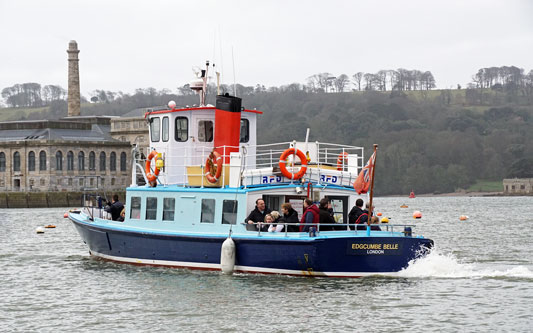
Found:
[109,107,153,156]
[0,117,131,192]
[503,178,533,194]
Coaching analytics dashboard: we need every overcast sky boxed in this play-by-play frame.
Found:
[1,0,532,98]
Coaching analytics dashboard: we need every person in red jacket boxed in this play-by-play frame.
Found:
[300,198,320,232]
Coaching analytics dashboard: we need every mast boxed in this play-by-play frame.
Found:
[367,144,378,227]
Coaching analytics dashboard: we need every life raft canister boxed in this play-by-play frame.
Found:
[205,150,223,184]
[336,152,349,171]
[145,150,163,183]
[279,148,308,180]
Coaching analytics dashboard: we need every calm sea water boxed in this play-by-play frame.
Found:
[1,196,532,332]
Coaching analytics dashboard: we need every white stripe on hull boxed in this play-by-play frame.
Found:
[89,250,397,278]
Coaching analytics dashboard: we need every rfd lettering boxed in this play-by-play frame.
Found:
[262,175,282,184]
[320,175,338,183]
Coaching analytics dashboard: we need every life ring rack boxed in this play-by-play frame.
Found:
[336,152,349,171]
[145,150,163,184]
[279,148,308,180]
[205,150,223,184]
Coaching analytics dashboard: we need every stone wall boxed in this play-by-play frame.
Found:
[0,191,126,208]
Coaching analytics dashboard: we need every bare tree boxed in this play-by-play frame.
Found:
[352,72,364,91]
[334,74,350,92]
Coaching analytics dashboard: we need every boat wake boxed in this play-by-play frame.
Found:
[397,248,533,279]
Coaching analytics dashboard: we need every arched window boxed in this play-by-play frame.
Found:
[110,152,116,171]
[99,152,106,171]
[78,151,85,171]
[89,151,95,170]
[55,151,63,171]
[13,152,21,171]
[120,152,127,172]
[0,152,6,172]
[28,151,36,171]
[67,151,74,171]
[39,151,47,171]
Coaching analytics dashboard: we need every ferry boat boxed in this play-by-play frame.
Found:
[69,62,433,277]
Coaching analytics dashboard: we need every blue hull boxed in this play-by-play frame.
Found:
[71,215,433,277]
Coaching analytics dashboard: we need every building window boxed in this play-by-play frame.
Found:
[111,178,115,185]
[29,179,34,186]
[222,200,238,224]
[78,152,85,171]
[101,178,105,186]
[130,196,141,219]
[0,152,5,172]
[150,117,160,142]
[57,178,62,185]
[240,119,250,143]
[162,117,169,142]
[55,151,63,171]
[163,198,175,221]
[99,152,106,171]
[175,117,188,142]
[146,197,157,220]
[79,178,84,186]
[39,151,47,171]
[28,151,35,171]
[198,120,213,142]
[40,179,45,186]
[89,151,95,170]
[201,199,215,223]
[521,184,525,190]
[120,152,127,172]
[110,152,116,171]
[13,151,21,171]
[67,151,74,171]
[68,178,73,186]
[90,178,94,186]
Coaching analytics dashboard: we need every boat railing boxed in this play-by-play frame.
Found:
[134,140,364,187]
[243,222,416,237]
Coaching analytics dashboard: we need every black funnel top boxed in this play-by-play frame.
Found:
[216,94,242,113]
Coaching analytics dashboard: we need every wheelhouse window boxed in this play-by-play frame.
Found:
[163,198,175,221]
[146,197,157,220]
[0,152,5,172]
[150,117,160,142]
[39,151,46,171]
[175,117,188,142]
[99,152,106,171]
[120,152,127,171]
[55,151,62,171]
[222,200,238,225]
[201,199,215,223]
[198,120,213,142]
[89,151,95,170]
[110,152,116,171]
[28,151,35,171]
[130,196,141,219]
[78,151,85,171]
[162,117,169,142]
[240,119,249,143]
[67,151,74,171]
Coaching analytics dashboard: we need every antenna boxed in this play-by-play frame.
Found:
[232,46,236,96]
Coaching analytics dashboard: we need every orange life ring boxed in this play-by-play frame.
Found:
[145,150,162,183]
[336,152,349,171]
[279,148,308,180]
[205,151,223,183]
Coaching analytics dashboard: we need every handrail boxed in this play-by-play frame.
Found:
[242,222,416,237]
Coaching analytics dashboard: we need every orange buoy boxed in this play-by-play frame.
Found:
[459,215,468,221]
[63,212,68,218]
[400,204,408,208]
[413,210,422,219]
[409,191,415,198]
[45,225,56,228]
[377,212,382,216]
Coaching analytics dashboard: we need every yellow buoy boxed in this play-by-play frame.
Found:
[381,217,389,223]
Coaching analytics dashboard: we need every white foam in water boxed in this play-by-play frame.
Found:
[397,248,533,279]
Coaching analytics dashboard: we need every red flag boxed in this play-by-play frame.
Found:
[353,151,376,194]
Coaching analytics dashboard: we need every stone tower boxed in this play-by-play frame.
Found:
[67,40,81,117]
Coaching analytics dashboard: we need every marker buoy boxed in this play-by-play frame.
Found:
[63,212,69,218]
[413,211,422,219]
[36,227,45,234]
[400,205,408,208]
[377,212,382,216]
[381,217,389,223]
[459,215,469,221]
[45,225,56,228]
[220,237,236,274]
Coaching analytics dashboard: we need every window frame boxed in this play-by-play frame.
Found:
[201,199,216,223]
[162,116,169,142]
[150,117,160,142]
[222,199,238,225]
[55,151,62,171]
[240,118,250,143]
[130,196,141,219]
[175,117,188,142]
[198,120,213,142]
[146,197,158,220]
[163,197,175,221]
[28,151,35,171]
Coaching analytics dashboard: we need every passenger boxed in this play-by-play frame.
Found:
[318,198,336,231]
[104,194,124,221]
[268,211,285,232]
[370,216,381,231]
[117,207,126,222]
[300,198,320,232]
[281,202,299,232]
[348,198,365,229]
[356,203,374,230]
[245,198,272,231]
[257,214,272,232]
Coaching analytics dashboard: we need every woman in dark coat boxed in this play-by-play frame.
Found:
[281,202,299,232]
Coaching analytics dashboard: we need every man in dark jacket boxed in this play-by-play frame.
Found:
[348,198,365,228]
[105,194,124,221]
[281,202,299,232]
[245,198,272,230]
[318,198,336,231]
